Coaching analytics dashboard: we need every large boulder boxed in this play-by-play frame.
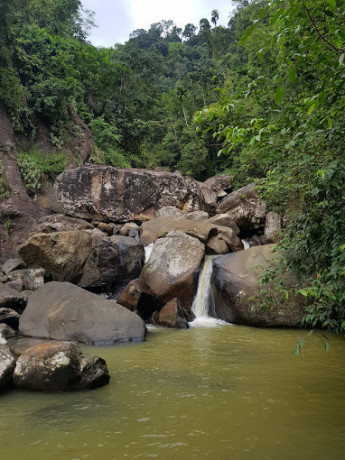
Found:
[18,230,143,290]
[55,166,207,223]
[19,281,146,345]
[18,231,92,283]
[203,175,233,199]
[12,341,110,391]
[211,244,305,327]
[0,343,15,390]
[78,234,144,290]
[140,230,205,308]
[216,183,266,235]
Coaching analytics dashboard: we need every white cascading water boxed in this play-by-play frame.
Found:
[241,239,250,250]
[144,243,154,263]
[190,255,227,327]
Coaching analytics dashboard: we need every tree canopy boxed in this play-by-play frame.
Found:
[1,0,345,334]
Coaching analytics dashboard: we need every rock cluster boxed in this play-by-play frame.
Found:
[0,165,305,388]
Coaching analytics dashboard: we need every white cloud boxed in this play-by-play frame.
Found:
[129,0,198,31]
[81,0,233,46]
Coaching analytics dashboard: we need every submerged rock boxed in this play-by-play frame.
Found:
[152,298,191,329]
[12,341,110,392]
[19,281,146,345]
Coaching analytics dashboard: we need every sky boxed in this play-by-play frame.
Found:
[81,0,234,47]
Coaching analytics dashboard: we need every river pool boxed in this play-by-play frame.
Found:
[1,324,345,460]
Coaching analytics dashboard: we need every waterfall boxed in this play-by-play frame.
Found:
[190,255,229,327]
[191,255,217,319]
[241,239,250,250]
[144,243,154,263]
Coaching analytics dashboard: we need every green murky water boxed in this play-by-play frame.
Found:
[1,324,345,460]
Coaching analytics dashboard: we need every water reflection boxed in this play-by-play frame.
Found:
[1,326,345,460]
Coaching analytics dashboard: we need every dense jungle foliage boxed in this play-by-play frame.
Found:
[1,0,345,333]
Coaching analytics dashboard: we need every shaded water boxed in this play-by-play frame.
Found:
[1,325,345,460]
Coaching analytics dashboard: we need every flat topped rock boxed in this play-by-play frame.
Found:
[19,281,146,345]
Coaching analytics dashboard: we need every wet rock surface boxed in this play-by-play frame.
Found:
[12,340,110,392]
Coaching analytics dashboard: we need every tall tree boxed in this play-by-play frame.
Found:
[211,9,219,27]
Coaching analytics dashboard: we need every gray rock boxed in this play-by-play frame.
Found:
[116,279,141,312]
[0,283,25,310]
[6,268,45,291]
[79,234,144,290]
[34,214,93,234]
[198,182,217,213]
[184,211,209,221]
[19,231,92,283]
[156,220,218,244]
[216,183,266,233]
[119,222,140,237]
[203,175,233,198]
[19,230,144,290]
[140,230,205,308]
[263,211,281,244]
[2,257,25,275]
[212,245,305,327]
[206,225,243,254]
[0,323,16,339]
[206,214,240,235]
[155,207,185,218]
[0,307,20,329]
[55,166,207,223]
[19,281,146,345]
[0,343,15,390]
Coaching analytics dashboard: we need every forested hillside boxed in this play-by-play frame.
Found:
[1,0,345,333]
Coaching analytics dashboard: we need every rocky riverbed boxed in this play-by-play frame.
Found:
[0,164,305,393]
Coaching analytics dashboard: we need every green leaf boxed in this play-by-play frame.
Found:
[328,117,333,129]
[288,66,297,83]
[308,104,315,115]
[339,53,345,65]
[275,86,284,106]
[326,0,336,11]
[240,23,256,45]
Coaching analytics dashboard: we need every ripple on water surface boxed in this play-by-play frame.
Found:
[1,326,345,460]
